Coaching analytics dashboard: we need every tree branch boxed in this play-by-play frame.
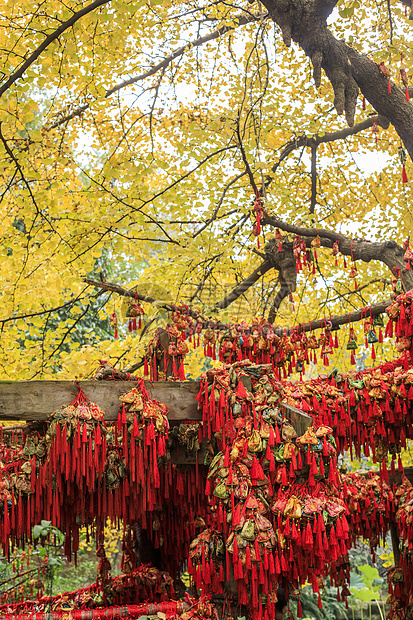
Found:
[193,171,246,238]
[47,13,261,129]
[83,278,205,322]
[310,144,317,214]
[236,118,259,195]
[213,259,273,310]
[268,277,291,323]
[0,289,91,332]
[0,0,111,98]
[263,214,413,290]
[83,276,397,337]
[291,297,394,335]
[260,0,413,159]
[267,115,389,178]
[107,14,261,97]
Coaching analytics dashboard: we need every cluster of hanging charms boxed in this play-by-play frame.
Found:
[104,564,175,607]
[293,235,310,274]
[189,361,352,619]
[114,380,211,577]
[138,286,413,384]
[387,476,413,619]
[145,324,189,381]
[341,472,394,554]
[403,237,413,270]
[109,293,146,339]
[142,311,354,383]
[0,560,178,616]
[346,325,358,365]
[126,295,145,332]
[110,306,118,339]
[252,192,265,249]
[385,289,413,362]
[117,379,169,494]
[0,376,212,585]
[1,385,108,559]
[281,355,413,480]
[364,316,380,361]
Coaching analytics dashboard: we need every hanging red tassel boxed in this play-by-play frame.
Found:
[236,380,248,399]
[385,319,393,338]
[251,455,265,481]
[402,164,408,184]
[297,599,303,618]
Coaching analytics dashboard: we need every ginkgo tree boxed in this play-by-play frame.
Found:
[0,0,412,380]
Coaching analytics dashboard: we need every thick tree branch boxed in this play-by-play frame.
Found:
[291,297,394,335]
[213,236,299,312]
[213,259,273,310]
[260,0,413,159]
[347,49,413,161]
[0,0,111,98]
[83,276,396,337]
[263,214,413,290]
[268,277,291,323]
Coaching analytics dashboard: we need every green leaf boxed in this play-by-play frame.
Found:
[32,525,43,539]
[358,564,380,588]
[48,556,63,566]
[40,520,52,528]
[339,6,355,17]
[350,586,376,602]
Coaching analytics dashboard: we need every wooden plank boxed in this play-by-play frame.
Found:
[170,439,208,465]
[389,466,413,486]
[0,381,312,436]
[0,381,201,422]
[279,402,313,435]
[390,522,401,566]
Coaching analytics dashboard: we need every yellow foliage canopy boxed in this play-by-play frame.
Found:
[0,0,411,379]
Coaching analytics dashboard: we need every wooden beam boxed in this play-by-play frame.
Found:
[0,381,312,435]
[390,522,401,566]
[0,381,201,422]
[389,466,413,485]
[279,402,312,435]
